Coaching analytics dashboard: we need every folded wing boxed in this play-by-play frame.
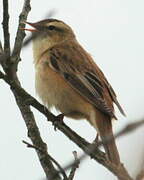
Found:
[48,42,125,118]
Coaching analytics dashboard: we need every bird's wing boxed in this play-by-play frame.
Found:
[102,77,126,116]
[47,41,125,118]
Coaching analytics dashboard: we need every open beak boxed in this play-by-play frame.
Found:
[21,21,39,32]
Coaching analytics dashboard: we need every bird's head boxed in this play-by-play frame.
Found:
[24,19,75,45]
[23,19,76,61]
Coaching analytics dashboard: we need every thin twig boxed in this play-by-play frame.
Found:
[12,93,61,180]
[1,0,10,71]
[68,151,80,180]
[58,119,144,179]
[73,119,144,167]
[0,40,7,69]
[0,41,5,68]
[11,0,31,72]
[23,140,68,180]
[2,0,10,55]
[59,119,144,179]
[0,41,3,54]
[1,0,31,83]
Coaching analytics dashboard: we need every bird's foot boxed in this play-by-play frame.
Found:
[92,133,100,146]
[53,114,64,131]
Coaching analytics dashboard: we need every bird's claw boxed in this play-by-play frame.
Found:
[92,133,99,145]
[53,114,64,131]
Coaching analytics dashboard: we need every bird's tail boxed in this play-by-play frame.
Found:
[95,111,120,165]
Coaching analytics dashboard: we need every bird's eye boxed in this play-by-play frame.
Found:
[48,25,55,30]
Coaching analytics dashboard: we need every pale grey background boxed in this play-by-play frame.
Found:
[0,0,144,179]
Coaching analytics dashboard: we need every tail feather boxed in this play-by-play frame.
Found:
[95,111,120,165]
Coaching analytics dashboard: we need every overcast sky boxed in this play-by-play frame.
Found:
[0,0,144,180]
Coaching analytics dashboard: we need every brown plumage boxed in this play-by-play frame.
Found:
[24,19,125,165]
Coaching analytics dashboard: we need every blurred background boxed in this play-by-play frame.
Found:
[0,0,144,179]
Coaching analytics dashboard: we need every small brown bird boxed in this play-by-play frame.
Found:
[24,19,125,165]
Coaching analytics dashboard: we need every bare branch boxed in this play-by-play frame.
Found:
[0,70,5,79]
[2,0,10,55]
[11,0,31,72]
[116,120,144,137]
[0,41,3,54]
[1,0,31,83]
[23,140,68,180]
[1,0,10,71]
[68,151,80,180]
[0,41,8,70]
[12,92,61,180]
[61,119,144,179]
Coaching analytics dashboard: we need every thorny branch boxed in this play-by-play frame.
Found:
[0,0,144,180]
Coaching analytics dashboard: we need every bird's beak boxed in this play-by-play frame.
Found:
[21,21,39,32]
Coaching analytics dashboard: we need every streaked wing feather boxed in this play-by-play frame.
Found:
[49,46,116,118]
[77,74,101,99]
[104,79,126,116]
[84,72,104,97]
[62,72,115,117]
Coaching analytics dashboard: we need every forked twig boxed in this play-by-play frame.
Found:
[68,151,80,180]
[23,140,68,180]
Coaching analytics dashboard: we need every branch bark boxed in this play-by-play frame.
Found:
[68,151,80,180]
[11,0,31,71]
[12,92,61,180]
[23,140,68,180]
[2,0,10,55]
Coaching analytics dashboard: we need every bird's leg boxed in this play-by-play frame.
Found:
[44,106,48,113]
[53,114,64,131]
[95,133,99,142]
[56,113,64,121]
[93,133,99,145]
